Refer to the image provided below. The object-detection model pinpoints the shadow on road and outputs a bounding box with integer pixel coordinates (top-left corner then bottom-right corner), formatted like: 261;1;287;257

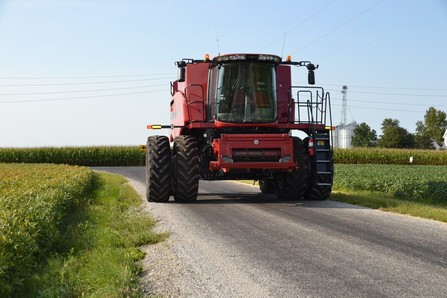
193;193;280;204
161;193;368;209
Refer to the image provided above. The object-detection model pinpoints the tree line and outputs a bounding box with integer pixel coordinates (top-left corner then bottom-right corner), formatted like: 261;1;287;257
351;107;447;149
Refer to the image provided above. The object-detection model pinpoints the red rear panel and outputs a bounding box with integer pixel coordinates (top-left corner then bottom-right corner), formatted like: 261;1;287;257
170;63;210;140
210;134;296;171
184;63;209;122
170;91;188;140
276;65;292;123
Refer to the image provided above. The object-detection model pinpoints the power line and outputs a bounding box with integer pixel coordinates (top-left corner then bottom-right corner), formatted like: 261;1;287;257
350;99;446;107
321;82;447;91
348;105;422;113
293;81;447;92
0;73;176;80
291;0;385;53
0;77;174;87
286;0;338;36
332;103;422;113
0;89;168;104
0;84;167;96
327;89;447;98
332;97;446;108
259;0;337;52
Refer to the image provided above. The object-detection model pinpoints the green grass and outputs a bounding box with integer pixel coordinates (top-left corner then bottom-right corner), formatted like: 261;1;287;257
23;171;168;297
330;191;447;223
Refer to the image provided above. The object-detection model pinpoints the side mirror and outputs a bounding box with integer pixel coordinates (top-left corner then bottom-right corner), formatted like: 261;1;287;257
178;67;185;82
308;70;315;85
307;63;316;85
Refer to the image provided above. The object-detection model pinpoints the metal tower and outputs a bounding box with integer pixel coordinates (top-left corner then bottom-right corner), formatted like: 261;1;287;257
341;85;348;126
444;129;447;148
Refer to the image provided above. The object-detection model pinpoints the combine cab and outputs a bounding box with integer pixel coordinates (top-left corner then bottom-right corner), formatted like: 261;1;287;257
145;54;333;202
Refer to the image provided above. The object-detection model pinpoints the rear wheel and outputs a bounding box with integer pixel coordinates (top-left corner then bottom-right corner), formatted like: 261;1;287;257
173;135;199;202
306;178;332;201
259;179;276;194
275;137;309;200
305;160;333;201
145;135;172;202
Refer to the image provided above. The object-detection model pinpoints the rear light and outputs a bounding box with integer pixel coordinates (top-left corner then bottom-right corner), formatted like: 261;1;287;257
279;155;291;163
221;156;233;163
308;138;315;157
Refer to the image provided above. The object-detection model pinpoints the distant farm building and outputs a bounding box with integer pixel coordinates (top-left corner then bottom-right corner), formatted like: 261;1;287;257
332;122;358;149
332;85;358;148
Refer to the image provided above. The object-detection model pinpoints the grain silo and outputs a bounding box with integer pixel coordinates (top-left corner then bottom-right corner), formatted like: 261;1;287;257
332;86;358;149
333;122;358;148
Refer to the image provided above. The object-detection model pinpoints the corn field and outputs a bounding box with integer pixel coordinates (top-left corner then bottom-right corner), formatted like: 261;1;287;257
0;146;445;166
334;148;447;165
0;163;93;296
0;146;145;166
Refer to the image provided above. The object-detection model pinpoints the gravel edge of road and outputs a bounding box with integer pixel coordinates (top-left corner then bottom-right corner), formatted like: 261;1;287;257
124;177;274;297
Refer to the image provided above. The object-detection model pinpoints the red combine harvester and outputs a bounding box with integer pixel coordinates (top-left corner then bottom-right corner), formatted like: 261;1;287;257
146;53;333;202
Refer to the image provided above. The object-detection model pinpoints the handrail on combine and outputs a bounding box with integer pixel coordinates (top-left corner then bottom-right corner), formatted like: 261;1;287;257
289;86;332;128
184;84;206;123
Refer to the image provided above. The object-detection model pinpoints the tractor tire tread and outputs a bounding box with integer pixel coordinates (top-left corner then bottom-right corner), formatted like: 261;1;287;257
276;137;309;200
146;135;172;202
173;135;199;202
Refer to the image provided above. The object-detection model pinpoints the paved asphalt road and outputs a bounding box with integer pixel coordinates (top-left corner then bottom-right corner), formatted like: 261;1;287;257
95;167;447;298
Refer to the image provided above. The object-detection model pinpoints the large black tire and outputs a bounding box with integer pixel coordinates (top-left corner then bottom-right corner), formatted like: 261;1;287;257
305;160;333;201
306;177;332;201
146;135;172;202
173;135;199;202
259;179;276;194
275;137;309;200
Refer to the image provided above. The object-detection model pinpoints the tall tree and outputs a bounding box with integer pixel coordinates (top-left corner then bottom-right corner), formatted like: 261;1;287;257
381;118;400;130
415;107;447;149
352;122;377;147
378;118;414;148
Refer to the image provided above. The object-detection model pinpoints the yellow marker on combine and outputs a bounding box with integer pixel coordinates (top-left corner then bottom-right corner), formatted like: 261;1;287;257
147;125;162;129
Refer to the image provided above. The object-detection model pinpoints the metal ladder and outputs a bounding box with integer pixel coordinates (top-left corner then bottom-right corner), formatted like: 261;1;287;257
313;132;333;186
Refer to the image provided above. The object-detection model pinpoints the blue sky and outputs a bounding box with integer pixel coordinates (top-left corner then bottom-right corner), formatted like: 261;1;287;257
0;0;446;147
